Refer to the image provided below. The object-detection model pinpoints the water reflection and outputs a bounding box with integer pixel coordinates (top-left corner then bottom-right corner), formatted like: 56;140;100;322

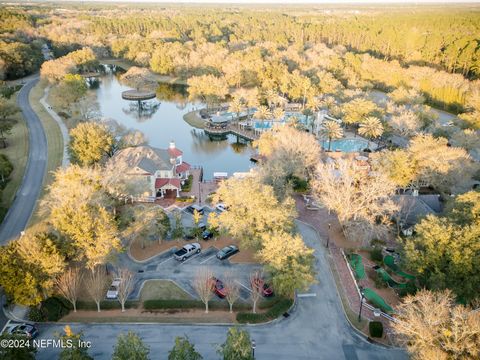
95;71;254;179
122;101;161;122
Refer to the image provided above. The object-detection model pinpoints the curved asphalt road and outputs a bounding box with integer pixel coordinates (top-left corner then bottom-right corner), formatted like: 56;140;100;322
35;223;407;360
0;77;47;245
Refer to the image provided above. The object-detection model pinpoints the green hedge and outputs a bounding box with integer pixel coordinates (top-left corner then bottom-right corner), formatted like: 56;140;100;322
181;175;194;192
236;298;293;324
29;296;71;322
76;300;138;311
369;321;384;338
143;299;250;311
176;196;195;203
370;248;383;262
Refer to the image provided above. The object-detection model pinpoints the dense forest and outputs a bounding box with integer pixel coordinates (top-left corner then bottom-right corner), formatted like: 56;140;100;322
1;3;479;116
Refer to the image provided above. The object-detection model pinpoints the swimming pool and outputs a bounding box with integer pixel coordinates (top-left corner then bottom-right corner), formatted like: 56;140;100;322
322;138;372;152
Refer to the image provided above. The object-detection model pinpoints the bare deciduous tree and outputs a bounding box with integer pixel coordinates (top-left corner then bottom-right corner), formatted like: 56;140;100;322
312;158;398;244
223;271;240;313
193;267;214;313
55;267;83;312
250;271;263;314
86;266;109;312
393;289;480;360
116;268;135;312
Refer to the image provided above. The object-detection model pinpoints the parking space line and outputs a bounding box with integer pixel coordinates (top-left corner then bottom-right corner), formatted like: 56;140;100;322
157;257;174;266
235;280;252;293
180;253;201;265
200;254;216;264
1;320;11;334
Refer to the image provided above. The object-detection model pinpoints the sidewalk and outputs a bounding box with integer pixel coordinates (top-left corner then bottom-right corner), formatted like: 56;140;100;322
39;86;70;168
294;195;393;334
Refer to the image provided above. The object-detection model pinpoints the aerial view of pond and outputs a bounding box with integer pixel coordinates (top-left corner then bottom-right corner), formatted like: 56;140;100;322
95;72;254;179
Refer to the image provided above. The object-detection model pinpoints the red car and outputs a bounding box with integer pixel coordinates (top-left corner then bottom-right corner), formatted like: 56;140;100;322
209;277;226;298
251;277;274;297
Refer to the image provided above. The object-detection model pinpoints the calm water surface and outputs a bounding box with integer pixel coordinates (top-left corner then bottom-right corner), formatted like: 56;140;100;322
95;74;254;179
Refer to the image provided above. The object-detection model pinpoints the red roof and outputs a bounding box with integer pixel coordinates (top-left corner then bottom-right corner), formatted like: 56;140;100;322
155;178;181;189
168;147;183;157
175;161;191;174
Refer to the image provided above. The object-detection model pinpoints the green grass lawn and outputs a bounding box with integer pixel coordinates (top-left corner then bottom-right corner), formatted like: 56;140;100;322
183;111;206;129
0;93;29;215
140;280;193;301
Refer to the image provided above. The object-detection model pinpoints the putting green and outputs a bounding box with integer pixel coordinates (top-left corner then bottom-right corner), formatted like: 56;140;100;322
348;254;365;280
384;255;416;281
363;287;394;314
376;268;408;289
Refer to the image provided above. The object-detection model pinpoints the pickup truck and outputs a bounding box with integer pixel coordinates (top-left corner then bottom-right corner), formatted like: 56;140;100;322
174;243;201;261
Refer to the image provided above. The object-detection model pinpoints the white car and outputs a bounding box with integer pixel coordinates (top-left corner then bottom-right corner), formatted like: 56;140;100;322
106;278;121;299
174;243;201;261
216;203;227;212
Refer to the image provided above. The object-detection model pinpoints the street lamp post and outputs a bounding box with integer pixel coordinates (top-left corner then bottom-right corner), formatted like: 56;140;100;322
358;288;365;322
326;223;331;248
251;339;256;358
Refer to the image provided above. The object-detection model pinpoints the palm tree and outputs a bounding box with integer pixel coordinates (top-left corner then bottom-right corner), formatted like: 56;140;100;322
272;108;285;121
264;89;278;110
254;105;272;132
320;120;343;151
228;98;244;122
288;115;303;130
358;116;384;150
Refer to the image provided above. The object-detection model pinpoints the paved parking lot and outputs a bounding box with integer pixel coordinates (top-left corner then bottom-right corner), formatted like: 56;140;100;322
116;206;262;301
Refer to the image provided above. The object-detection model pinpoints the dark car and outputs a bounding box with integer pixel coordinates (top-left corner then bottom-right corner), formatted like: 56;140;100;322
209;277;226;298
9;324;39;339
251;276;274;297
186;205;204;215
202;230;214;240
216;245;239;260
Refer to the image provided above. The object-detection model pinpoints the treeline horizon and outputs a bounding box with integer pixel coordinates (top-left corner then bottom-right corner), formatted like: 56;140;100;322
1;3;479;115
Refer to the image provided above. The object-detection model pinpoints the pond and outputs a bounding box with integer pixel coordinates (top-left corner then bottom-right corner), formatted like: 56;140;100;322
95;72;255;180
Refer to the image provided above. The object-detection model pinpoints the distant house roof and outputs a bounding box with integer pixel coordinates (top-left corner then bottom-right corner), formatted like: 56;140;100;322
155;178;181;189
109;145;175;174
168;147;183;157
176;162;191;174
393;194;442;226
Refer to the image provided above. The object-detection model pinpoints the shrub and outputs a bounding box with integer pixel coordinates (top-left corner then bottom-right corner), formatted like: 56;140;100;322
76;300;138;310
143;299;250;311
370;248;383;262
374;272;388;289
29;296;71;322
397;281;417;298
369;321;384;338
0;154;13;188
28;307;45;322
181;175;193;192
176;196;195;203
290;176;309;193
236;298;293;324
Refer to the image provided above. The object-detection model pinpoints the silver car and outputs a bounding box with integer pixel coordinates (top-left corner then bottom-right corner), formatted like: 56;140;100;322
174;243;201;261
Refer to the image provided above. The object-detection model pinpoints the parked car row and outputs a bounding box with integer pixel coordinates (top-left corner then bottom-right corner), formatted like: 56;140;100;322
208;275;274;299
173;243;240;262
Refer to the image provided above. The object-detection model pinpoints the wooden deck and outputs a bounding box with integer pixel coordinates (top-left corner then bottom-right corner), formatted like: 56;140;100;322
204;124;258;141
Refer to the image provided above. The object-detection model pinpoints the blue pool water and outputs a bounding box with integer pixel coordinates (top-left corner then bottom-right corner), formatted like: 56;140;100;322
253;112;310;130
322;138;371;152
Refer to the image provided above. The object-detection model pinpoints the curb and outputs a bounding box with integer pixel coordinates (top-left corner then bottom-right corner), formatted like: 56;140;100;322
295;219;400;349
